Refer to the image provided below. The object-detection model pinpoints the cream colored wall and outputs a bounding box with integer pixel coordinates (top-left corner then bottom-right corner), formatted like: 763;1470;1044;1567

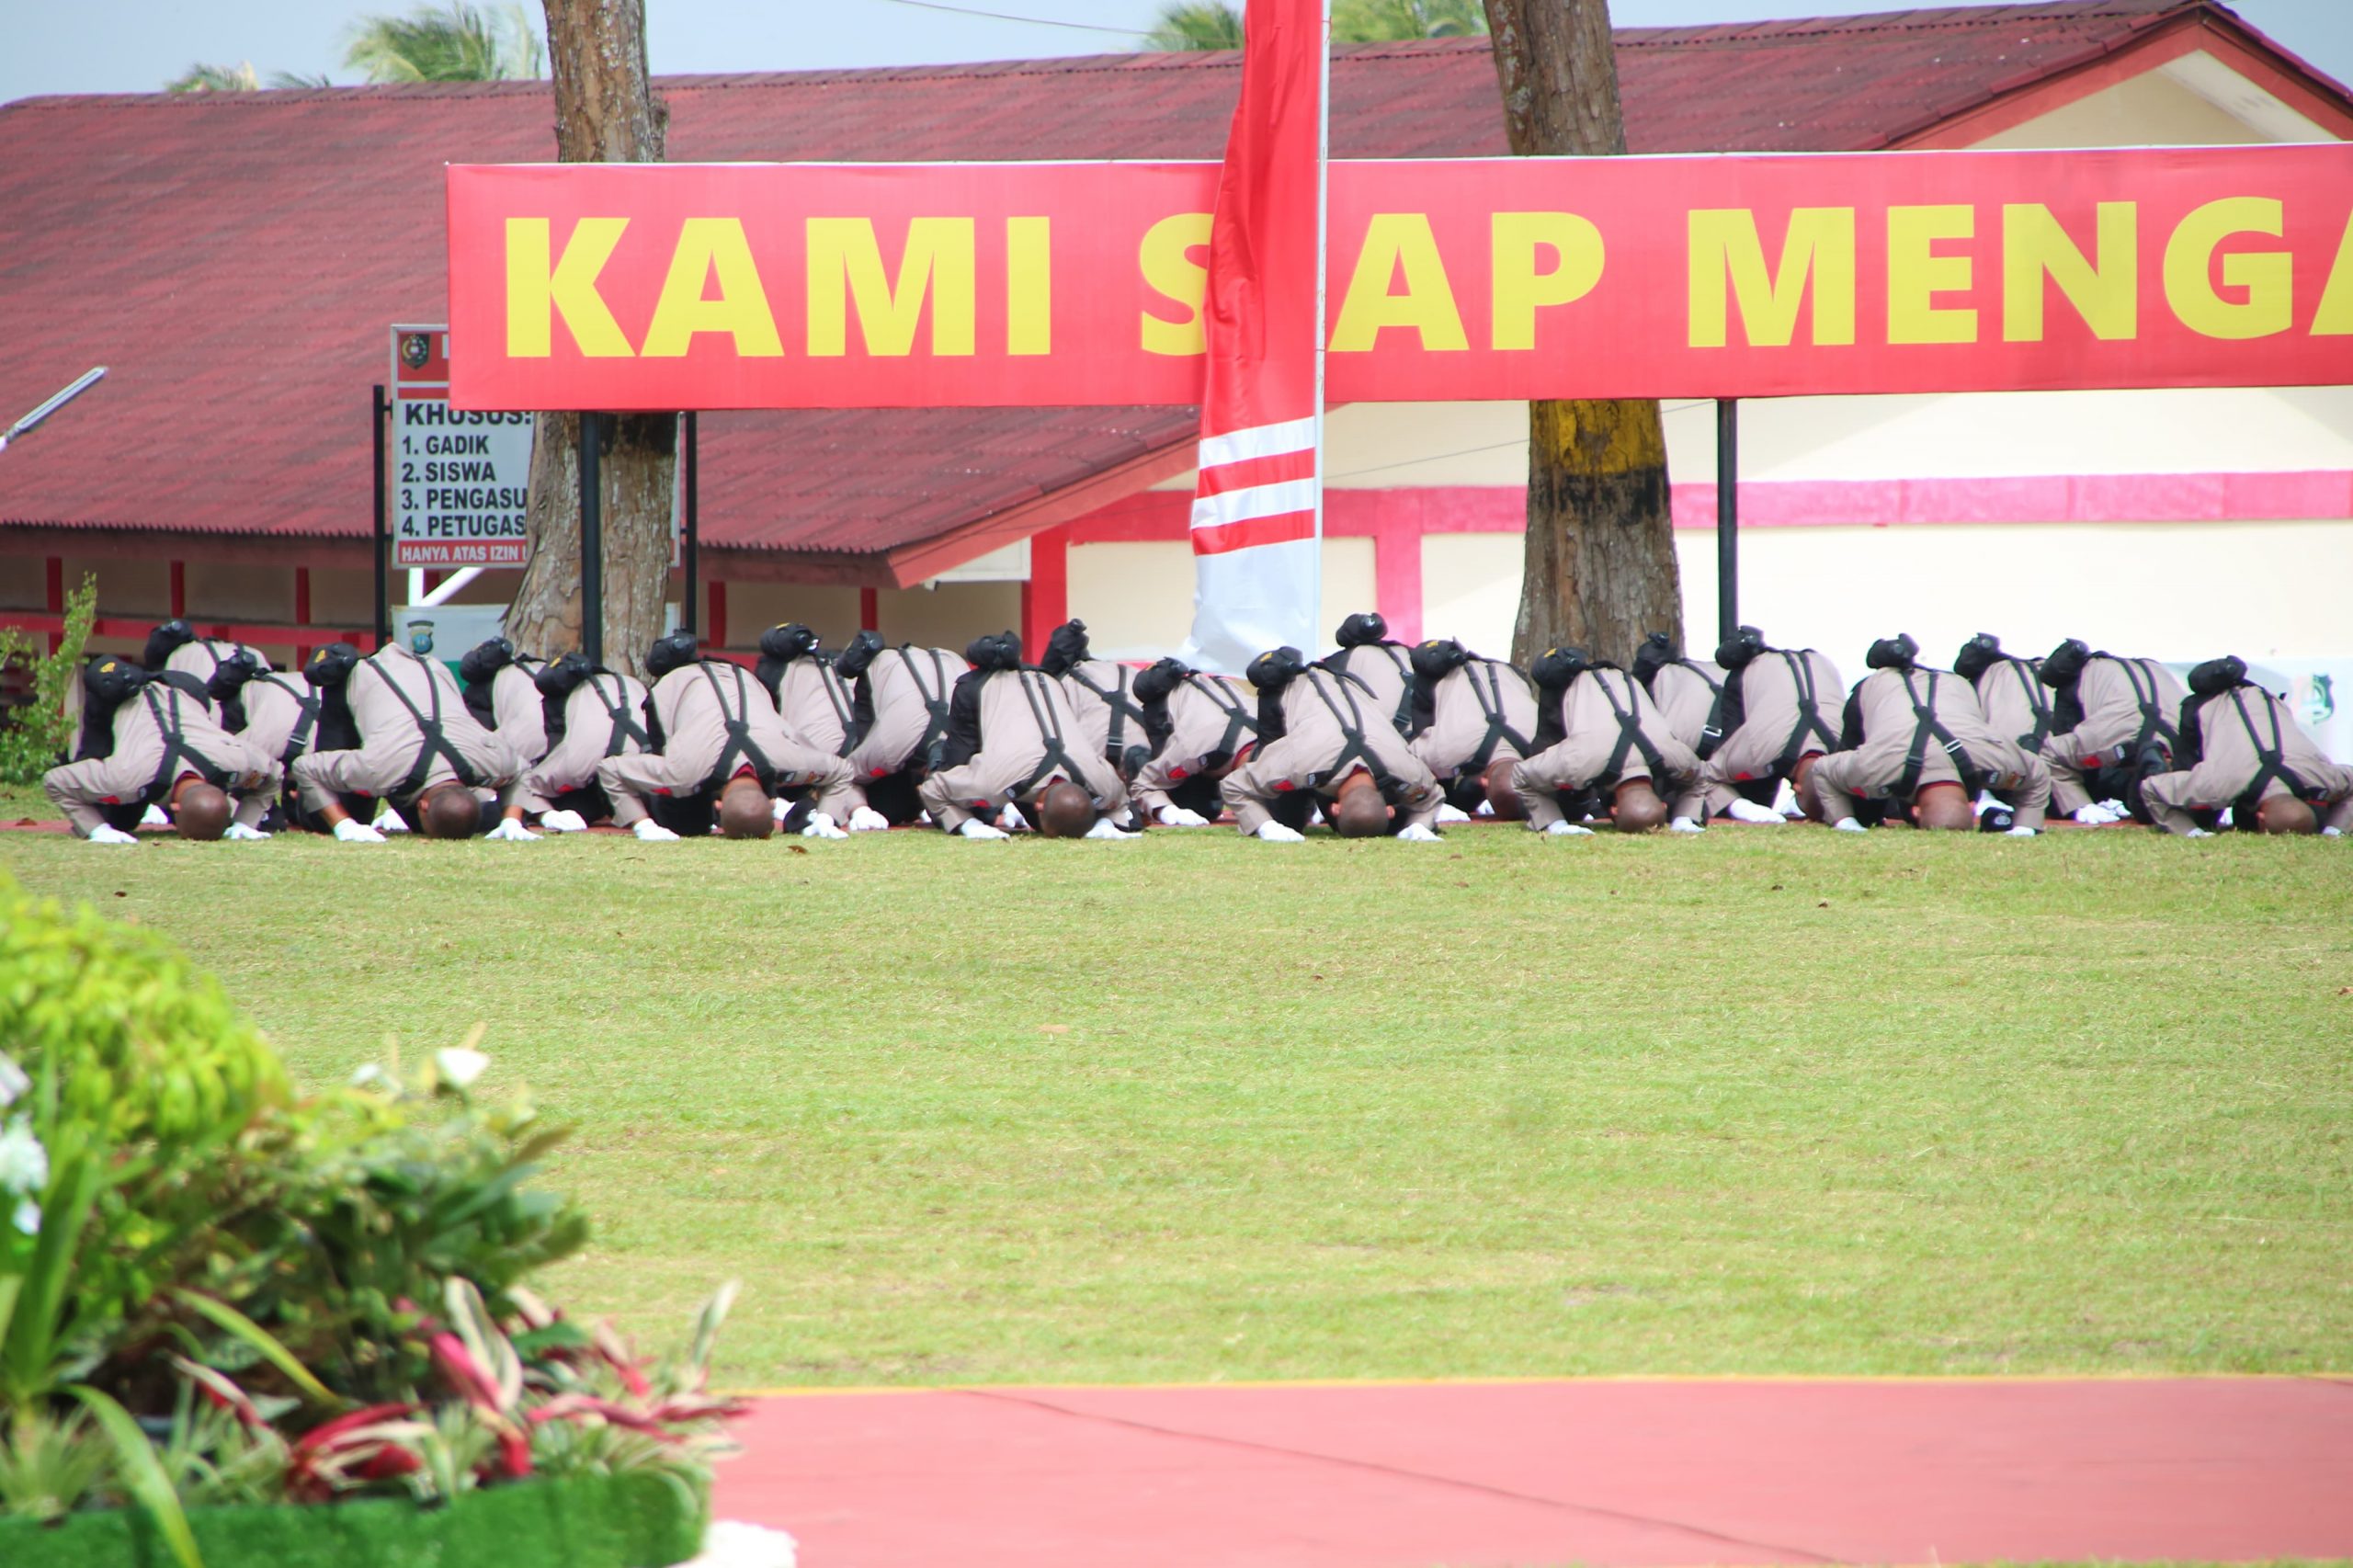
1976;61;2279;149
1067;535;1376;661
1421;533;1524;655
877;581;1023;651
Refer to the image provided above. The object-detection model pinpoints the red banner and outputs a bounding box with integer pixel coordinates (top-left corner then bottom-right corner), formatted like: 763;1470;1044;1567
446;143;2353;411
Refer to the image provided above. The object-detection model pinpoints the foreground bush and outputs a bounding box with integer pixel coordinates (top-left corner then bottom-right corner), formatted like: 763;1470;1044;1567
0;876;742;1566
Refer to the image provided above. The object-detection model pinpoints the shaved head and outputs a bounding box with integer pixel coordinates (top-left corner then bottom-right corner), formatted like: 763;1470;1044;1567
1914;781;1974;832
1330;770;1390;838
718;776;776;839
420;784;483;839
171;780;232;840
2256;794;2318;835
1611;778;1668;834
1792;754;1827;824
1484;758;1528;821
1036;779;1097;837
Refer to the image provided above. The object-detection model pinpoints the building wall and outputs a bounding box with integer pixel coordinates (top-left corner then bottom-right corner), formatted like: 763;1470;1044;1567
1068;536;1377;661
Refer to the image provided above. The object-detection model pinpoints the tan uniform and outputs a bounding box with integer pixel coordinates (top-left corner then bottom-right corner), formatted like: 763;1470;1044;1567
1220;666;1441;835
1321;642;1415;736
597;659;859;826
1700;648;1845;812
775;656;858;756
1806;666;2051;829
1058;657;1148;774
234;672;322;766
1969;654;2059;757
2140;685;2353;835
1646;660;1728;756
44;683;278;835
517;671;650;815
845;647;964;780
917;667;1130;831
1409;658;1539;785
165;638;268;683
291;643;522;815
2042;655;2188;815
1133;673;1258;816
1514;667;1703;826
485;662;550;764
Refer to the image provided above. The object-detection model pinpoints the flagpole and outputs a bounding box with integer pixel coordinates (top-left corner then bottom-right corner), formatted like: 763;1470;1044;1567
1310;0;1331;653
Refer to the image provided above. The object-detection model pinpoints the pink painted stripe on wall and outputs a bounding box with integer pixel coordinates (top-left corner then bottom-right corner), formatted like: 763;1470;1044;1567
1067;472;2353;543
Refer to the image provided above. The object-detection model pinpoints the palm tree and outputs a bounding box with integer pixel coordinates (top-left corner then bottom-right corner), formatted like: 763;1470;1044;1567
1147;0;1485;51
343;1;544;84
1146;3;1244;51
165;62;335;93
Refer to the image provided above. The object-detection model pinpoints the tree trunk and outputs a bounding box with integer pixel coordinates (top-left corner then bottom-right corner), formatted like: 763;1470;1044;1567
506;0;674;677
1481;0;1681;668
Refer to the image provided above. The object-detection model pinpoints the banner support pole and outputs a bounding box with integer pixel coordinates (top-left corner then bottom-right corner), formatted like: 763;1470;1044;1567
1716;397;1738;646
580;413;604;667
371;383;390;651
1310;0;1331;653
682;411;699;637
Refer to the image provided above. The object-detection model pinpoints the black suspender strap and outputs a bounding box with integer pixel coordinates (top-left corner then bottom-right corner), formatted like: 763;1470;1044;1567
904;651;955;768
1306;669;1383;787
700;662;778;790
2116;658;2179;756
366;658;483;798
2002;657;2054;752
1066;665;1146;764
2229;688;2316;808
258;674;321;767
1191;676;1259;762
141;687;233;800
1891;670;1986;801
1374;644;1415;733
1592;672;1670;784
816;664;857;754
1682;661;1732;762
1007;669;1093;798
1773;652;1839;775
594;674;650;757
1463;660;1533;771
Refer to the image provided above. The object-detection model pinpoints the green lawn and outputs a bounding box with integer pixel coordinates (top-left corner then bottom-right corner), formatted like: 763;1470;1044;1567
4;800;2348;1390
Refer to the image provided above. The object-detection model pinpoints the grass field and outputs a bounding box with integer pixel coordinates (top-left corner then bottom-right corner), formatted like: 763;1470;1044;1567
4;794;2348;1390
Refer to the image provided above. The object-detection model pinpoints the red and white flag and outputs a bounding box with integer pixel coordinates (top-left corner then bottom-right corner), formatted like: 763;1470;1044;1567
1177;0;1330;674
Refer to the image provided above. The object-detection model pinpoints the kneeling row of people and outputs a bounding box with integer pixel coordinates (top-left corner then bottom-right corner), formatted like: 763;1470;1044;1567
42;613;2349;843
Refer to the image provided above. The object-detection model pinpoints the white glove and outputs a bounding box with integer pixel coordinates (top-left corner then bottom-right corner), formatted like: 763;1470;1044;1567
1254;821;1304;843
485;818;540;842
1435;803;1471;824
958;819;1008;840
770;795;792;824
141;803;171;827
1724;798;1782;824
87;824;139;846
847;805;892;833
1543;822;1595;837
334;818;387;844
2184;826;2213;839
540;809;588;834
2097;798;2129;816
2072;802;2120;825
2321;825;2341;837
1833;817;1867;834
2006;825;2039;837
1084;818;1139;840
1395;822;1441;843
915;810;934;825
1474;799;1495;817
997;802;1029;832
1155;804;1210;828
223;822;270;841
1668;817;1703;834
631;819;681;842
373;806;408;833
801;812;848;840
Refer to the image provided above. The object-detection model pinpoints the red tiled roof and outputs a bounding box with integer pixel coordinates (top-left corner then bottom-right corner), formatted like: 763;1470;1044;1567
0;1;2337;579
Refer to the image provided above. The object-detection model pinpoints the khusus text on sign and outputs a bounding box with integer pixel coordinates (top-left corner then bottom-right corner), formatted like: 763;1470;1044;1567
390;325;537;567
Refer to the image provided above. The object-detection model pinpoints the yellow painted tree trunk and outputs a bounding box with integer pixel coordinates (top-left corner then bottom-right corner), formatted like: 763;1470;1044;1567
505;0;675;677
1481;0;1682;667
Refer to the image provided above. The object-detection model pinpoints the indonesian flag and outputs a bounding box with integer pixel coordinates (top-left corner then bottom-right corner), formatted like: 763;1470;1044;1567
1176;0;1331;674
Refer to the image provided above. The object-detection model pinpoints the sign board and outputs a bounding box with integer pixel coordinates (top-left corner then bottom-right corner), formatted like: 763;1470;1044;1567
445;144;2353;413
390;324;536;566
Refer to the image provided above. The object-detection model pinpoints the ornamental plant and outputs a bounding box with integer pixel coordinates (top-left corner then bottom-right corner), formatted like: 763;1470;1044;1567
0;879;744;1565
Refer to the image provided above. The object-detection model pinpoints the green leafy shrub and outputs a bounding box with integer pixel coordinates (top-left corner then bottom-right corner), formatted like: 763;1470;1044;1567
0;576;97;785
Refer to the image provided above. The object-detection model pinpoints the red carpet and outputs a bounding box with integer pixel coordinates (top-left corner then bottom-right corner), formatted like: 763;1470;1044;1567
712;1378;2353;1566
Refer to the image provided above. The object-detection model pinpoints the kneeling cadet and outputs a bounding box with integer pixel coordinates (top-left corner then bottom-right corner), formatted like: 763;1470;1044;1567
1222;646;1443;842
44;656;280;844
290;629;529;842
2138;656;2351;836
1801;635;2049;834
1512;646;1704;835
918;631;1137;840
